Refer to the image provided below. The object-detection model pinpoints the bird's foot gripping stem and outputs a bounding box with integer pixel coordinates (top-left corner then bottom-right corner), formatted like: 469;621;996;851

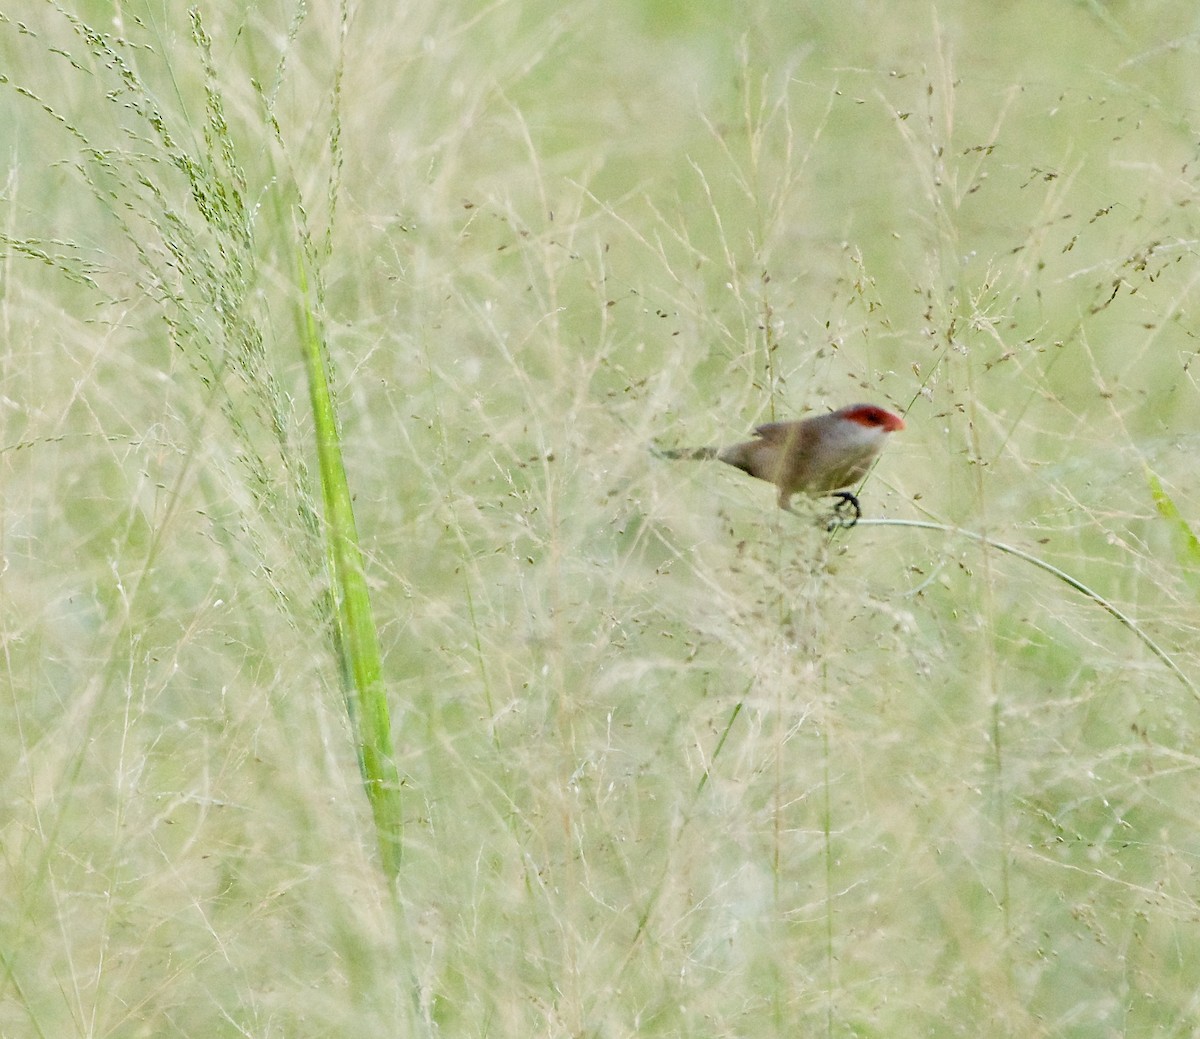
825;491;862;531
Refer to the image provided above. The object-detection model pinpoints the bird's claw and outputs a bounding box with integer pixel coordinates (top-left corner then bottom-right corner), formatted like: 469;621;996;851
824;491;862;531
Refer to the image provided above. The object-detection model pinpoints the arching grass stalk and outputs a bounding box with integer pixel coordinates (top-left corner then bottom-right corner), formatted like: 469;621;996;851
857;517;1200;704
298;254;403;881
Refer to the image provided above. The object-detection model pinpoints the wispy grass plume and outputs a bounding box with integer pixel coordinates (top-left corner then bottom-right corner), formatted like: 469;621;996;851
1;3;401;874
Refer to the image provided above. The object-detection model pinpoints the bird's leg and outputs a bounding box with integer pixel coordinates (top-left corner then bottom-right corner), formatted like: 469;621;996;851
825;491;862;530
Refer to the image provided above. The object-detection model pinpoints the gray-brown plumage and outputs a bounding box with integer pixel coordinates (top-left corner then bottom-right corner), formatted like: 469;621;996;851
656;403;905;520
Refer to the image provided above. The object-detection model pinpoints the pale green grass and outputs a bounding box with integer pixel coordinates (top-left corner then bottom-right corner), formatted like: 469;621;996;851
3;1;1200;1036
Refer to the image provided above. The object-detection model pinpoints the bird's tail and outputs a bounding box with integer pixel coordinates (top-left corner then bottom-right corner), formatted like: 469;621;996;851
649;443;719;461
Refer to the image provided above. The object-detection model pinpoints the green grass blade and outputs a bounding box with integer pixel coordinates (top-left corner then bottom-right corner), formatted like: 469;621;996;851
297;254;403;881
1146;466;1200;592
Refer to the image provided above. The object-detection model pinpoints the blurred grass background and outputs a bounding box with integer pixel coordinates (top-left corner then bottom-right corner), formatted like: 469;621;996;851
3;0;1200;1036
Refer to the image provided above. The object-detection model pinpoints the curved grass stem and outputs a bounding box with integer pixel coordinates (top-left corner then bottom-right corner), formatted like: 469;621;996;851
857;517;1200;704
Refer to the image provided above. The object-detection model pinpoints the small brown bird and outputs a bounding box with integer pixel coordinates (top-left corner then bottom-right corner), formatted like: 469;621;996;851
656;402;905;525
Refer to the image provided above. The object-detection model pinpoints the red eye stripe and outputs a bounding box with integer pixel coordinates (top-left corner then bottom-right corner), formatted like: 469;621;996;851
843;405;906;432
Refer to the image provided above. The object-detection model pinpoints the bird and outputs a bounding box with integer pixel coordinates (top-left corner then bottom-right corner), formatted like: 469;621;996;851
655;402;905;526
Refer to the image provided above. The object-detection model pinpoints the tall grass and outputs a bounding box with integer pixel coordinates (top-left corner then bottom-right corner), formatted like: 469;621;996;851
3;1;1200;1036
0;1;404;880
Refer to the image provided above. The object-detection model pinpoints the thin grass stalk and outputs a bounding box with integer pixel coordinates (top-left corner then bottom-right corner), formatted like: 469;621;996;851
856;517;1200;703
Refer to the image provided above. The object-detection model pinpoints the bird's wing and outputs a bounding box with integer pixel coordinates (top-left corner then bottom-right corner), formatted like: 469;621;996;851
752;420;805;443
